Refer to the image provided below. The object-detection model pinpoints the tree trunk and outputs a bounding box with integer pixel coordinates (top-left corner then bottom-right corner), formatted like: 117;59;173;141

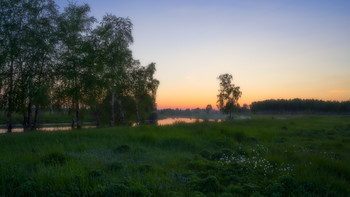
7;60;14;133
27;69;33;129
229;111;233;120
96;113;100;128
7;111;12;133
71;115;75;129
118;99;126;125
32;106;39;130
110;92;115;126
76;102;81;129
23;113;28;128
135;97;140;125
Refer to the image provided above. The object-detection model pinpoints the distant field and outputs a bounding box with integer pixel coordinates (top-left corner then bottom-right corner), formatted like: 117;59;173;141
0;115;349;196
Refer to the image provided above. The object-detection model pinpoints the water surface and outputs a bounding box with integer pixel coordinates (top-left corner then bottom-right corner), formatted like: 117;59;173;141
0;125;96;134
157;118;221;125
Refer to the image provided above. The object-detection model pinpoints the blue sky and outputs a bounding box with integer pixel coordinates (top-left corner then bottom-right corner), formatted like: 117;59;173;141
56;0;350;108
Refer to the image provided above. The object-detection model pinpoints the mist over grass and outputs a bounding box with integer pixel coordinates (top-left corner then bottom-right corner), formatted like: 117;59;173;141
0;115;349;196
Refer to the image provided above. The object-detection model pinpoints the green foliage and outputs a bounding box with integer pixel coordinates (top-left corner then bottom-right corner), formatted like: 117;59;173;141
251;98;350;113
114;145;131;153
199;150;211;160
0;1;159;131
42;152;69;166
108;161;123;171
206;104;213;114
217;74;242;119
196;176;220;194
0;115;349;196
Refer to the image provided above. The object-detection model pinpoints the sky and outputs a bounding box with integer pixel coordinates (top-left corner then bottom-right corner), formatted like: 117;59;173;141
56;0;350;109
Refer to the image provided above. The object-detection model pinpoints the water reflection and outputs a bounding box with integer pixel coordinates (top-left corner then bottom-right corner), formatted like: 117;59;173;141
157;118;221;126
0;118;226;133
0;125;96;134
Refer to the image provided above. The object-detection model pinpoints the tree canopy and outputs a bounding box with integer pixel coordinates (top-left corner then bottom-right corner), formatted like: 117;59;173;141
0;1;159;132
217;74;242;119
251;99;350;114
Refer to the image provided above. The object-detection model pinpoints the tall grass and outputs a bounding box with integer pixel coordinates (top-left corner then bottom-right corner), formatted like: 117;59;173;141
0;115;349;196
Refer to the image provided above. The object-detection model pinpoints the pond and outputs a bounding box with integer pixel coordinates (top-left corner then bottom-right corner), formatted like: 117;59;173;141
156;115;252;125
0;117;230;133
157;117;221;125
0;125;96;134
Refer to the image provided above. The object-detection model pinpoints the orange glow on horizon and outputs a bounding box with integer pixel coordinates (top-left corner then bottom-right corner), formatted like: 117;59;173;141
156;95;350;110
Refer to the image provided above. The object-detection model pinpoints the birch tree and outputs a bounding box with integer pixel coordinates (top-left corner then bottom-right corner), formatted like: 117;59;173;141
94;14;133;126
217;74;242;120
129;62;159;124
56;3;95;129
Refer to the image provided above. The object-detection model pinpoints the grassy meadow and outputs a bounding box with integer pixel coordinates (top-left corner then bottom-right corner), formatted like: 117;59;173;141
0;115;349;196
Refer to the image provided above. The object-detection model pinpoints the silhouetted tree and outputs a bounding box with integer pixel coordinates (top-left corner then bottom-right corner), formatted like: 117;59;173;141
250;99;350;113
217;74;242;119
206;104;212;114
1;1;160;131
56;3;96;129
129;61;159;124
0;0;22;132
23;0;58;130
94;14;133;126
240;104;250;113
0;0;58;131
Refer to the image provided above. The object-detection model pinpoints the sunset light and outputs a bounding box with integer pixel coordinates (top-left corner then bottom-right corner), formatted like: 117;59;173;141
55;0;350;109
1;1;350;195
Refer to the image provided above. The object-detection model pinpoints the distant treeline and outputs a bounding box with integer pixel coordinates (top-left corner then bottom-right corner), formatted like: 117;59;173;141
0;0;159;132
159;108;218;115
250;99;350;113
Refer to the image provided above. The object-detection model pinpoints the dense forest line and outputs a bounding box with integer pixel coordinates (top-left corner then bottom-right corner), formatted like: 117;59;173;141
251;99;350;113
0;0;159;132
